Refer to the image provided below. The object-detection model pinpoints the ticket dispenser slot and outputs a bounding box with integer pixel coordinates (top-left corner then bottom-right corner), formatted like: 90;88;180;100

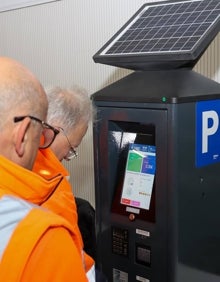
136;244;151;267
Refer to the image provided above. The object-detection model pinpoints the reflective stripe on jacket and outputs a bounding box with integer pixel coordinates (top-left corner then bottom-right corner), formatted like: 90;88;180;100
0;195;35;259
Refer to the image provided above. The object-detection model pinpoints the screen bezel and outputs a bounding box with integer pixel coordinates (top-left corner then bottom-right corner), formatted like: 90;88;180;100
111;126;156;223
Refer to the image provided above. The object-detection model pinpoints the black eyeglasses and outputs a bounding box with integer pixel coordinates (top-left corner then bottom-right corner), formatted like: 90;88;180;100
58;127;78;161
14;115;60;149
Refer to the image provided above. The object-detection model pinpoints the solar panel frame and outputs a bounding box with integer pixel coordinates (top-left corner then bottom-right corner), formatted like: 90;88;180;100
93;0;220;70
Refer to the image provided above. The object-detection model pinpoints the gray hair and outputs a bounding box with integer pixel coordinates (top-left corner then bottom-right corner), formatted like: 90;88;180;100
46;86;95;133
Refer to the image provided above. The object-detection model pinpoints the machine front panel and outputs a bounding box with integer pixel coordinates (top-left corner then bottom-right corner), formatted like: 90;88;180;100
94;106;168;282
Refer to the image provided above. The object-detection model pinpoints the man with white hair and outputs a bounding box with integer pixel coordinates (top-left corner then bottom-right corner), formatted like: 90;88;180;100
33;86;99;281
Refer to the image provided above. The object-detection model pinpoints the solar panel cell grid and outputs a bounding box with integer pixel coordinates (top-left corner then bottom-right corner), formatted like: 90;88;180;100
103;0;220;56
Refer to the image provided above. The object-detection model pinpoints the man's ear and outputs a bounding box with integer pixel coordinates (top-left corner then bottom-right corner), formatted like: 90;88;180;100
14;118;31;157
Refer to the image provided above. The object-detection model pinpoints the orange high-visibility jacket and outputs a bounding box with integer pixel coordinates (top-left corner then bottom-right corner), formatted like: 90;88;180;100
33;148;95;277
0;156;88;282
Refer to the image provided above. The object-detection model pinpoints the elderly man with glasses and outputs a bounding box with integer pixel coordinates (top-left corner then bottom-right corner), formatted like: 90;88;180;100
33;86;100;281
0;58;89;282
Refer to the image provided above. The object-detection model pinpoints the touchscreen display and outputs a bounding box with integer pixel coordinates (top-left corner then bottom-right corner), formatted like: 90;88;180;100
120;143;156;210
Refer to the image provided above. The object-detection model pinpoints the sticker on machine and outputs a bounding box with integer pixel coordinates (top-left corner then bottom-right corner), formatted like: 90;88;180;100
136;275;150;282
120;143;156;210
113;268;128;282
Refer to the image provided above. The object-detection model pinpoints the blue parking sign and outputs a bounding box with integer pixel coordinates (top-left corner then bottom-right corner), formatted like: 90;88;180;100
196;99;220;167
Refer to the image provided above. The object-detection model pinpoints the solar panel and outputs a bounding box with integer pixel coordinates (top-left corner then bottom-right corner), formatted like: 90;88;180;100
93;0;220;70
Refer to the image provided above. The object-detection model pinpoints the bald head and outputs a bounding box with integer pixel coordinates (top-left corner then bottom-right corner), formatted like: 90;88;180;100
0;57;48;169
0;57;48;128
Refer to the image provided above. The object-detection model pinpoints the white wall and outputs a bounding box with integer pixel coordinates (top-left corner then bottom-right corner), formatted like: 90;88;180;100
0;0;219;207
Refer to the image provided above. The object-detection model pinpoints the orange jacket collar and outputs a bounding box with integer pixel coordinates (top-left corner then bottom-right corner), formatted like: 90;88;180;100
0;155;63;205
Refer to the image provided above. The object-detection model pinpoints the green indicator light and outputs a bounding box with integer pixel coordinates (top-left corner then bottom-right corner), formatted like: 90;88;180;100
162;97;166;102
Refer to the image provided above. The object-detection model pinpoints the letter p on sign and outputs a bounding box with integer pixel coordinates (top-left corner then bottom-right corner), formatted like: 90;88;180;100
202;111;219;153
